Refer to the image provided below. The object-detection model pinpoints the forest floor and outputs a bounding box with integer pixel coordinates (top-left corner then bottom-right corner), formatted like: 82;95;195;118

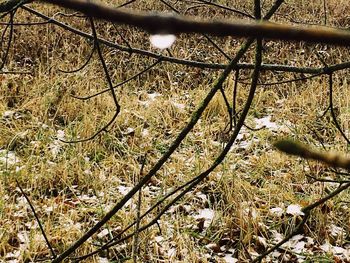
0;0;349;262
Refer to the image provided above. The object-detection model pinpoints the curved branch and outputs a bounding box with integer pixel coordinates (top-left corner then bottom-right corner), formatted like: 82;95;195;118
62;16;121;143
253;181;350;262
0;10;14;70
328;73;350;144
16;180;56;259
57;42;95;73
71;58;162;100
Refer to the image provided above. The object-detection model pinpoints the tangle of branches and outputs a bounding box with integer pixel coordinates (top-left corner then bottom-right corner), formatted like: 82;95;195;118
0;0;350;262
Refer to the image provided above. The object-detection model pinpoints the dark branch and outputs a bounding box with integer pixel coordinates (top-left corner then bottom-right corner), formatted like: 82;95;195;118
42;0;350;46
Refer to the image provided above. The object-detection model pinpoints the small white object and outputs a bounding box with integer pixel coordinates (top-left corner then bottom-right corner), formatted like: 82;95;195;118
97;257;110;263
3;110;14;118
150;34;176;49
167;247;176;258
269;207;284;217
141;129;149;137
147;92;161;100
320;242;331;252
49;141;61;157
0;150;20;166
286;204;304;216
254;116;279;131
171;101;186;110
117;185;132;195
97;229;109;239
83;169;92;175
329;224;346;239
194;208;214;228
223;254;239;263
154;236;164;243
56;130;65;140
292;240;306;253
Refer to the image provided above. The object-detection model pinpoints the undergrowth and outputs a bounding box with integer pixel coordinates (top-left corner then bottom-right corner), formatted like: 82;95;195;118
0;0;349;262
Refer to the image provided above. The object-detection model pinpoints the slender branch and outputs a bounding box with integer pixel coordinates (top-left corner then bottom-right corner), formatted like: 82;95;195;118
304;172;349;184
117;0;135;9
328;73;350;144
303;182;350;211
42;0;350;46
19;6;350;74
0;9;14;70
274;139;350;170
323;0;327;25
62;16;121;143
52;26;256;263
239;72;323;86
232;69;239;127
72;58;162;100
197;0;255;19
16;180;56;259
132;156;146;263
58;41;95;73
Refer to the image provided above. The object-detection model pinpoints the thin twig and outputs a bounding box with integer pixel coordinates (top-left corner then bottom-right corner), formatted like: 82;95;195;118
253;181;350;262
0;9;14;70
197;0;255;19
328;73;350;144
71;58;161;100
16;180;56;259
132;155;146;263
62;16;121;143
232;69;239;127
58;41;95;73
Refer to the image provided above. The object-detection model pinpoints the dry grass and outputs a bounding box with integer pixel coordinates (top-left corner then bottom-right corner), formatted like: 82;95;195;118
0;0;349;262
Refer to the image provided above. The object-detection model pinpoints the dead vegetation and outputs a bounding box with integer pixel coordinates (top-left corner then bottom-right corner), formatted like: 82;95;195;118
0;0;349;262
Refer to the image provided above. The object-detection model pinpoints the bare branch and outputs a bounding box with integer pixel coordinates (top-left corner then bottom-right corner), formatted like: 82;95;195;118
274;139;350;169
16;180;56;259
327;73;350;144
42;0;350;46
18;6;350;75
71;58;161;100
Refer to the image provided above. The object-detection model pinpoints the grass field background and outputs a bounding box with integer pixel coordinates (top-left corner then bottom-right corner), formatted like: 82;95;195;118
0;0;349;262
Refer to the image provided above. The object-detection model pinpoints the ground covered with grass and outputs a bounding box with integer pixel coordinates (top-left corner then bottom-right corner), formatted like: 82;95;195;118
0;0;350;262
